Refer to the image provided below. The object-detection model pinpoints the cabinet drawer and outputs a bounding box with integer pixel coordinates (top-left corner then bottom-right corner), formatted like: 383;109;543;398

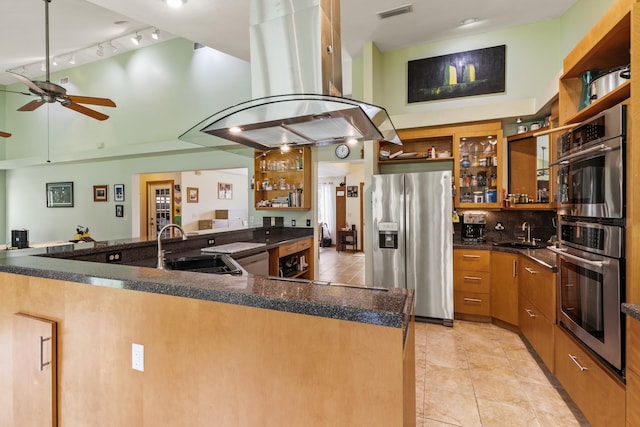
297;238;312;251
454;270;491;293
519;297;554;371
278;241;300;258
454;249;490;272
554;326;625;427
454;291;490;316
519;258;556;321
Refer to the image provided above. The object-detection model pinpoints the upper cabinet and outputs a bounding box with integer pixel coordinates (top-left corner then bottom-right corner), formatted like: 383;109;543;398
454;128;503;208
254;147;311;210
559;0;632;124
389;121;504;209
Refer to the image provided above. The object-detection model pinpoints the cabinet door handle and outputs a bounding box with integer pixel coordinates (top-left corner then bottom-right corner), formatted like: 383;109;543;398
524;267;538;275
463;276;482;281
463;255;481;259
568;354;589;372
39;336;51;371
463;297;482;303
512;259;517;278
524;308;536;318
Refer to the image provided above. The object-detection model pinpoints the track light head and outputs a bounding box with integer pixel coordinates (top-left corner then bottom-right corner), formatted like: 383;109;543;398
152;28;160;40
131;33;142;45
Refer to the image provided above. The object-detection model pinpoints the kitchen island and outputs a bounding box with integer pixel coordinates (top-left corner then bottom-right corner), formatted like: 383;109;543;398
0;228;415;427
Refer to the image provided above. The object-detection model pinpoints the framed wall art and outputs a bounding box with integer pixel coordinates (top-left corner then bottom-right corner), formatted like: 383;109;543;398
46;182;74;208
93;185;108;202
218;182;232;199
114;184;125;202
408;45;506;103
187;187;199;203
347;186;358;197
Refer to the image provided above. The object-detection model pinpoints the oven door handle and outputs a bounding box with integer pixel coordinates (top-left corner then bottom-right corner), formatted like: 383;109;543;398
547;246;605;267
549;143;616;166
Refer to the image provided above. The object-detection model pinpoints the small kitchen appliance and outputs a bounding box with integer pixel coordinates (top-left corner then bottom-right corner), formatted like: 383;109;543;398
461;213;486;243
11;229;29;249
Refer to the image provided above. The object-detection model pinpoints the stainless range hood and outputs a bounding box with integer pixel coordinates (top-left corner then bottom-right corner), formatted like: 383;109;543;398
180;0;402;151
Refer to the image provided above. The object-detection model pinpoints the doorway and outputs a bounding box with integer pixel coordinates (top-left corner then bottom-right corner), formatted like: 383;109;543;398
147;181;174;238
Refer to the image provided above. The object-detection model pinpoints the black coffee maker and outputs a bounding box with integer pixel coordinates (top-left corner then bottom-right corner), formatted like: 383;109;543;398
461;213;486;243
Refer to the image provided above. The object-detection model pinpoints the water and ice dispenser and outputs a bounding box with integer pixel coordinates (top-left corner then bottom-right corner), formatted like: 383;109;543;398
377;222;399;249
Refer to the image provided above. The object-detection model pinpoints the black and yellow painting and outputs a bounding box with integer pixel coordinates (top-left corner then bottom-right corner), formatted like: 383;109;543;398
408;45;506;103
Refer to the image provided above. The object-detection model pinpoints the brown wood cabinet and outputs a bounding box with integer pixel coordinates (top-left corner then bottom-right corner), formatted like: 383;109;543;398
555;326;625;427
627;318;640;426
490;251;519;326
254;147;311;210
13;313;57;427
453;249;491;319
518;256;555;372
268;237;314;279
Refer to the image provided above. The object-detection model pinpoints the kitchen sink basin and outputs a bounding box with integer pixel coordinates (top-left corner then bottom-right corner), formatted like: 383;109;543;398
165;254;242;275
492;241;547;250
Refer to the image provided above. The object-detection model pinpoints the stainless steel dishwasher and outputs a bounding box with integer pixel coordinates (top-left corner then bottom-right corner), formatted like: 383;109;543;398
201;242;269;276
234;251;269;276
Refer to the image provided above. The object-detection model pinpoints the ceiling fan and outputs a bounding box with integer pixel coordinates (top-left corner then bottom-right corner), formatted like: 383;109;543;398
4;0;116;121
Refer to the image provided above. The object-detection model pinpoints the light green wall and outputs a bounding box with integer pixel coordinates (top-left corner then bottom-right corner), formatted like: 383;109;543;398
352;0;617;129
2;38;253;243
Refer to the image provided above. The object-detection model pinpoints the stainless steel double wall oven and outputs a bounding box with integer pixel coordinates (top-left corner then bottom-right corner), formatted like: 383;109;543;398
550;103;626;374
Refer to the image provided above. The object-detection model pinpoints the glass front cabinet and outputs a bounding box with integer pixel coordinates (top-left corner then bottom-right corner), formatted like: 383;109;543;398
454;129;503;208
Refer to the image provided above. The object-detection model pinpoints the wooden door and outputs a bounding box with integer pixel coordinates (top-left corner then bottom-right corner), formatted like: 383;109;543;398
13;313;57;427
147;181;174;238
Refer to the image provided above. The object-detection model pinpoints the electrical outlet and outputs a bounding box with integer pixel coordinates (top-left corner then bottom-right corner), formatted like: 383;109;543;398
207;239;215;246
132;343;144;371
306;219;311;227
105;251;122;263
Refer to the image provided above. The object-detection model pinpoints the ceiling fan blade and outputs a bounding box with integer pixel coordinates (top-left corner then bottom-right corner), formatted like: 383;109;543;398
18;99;45;111
0;131;11;138
0;88;34;97
6;71;45;95
63;102;110;121
66;95;116;108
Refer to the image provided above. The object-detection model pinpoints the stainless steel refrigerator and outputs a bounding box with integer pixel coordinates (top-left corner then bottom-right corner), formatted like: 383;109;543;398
372;171;453;325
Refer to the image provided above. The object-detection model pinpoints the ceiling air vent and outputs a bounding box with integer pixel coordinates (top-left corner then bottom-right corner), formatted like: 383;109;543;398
377;4;413;19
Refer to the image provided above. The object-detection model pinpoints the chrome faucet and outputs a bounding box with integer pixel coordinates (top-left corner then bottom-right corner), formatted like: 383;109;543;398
521;222;531;244
157;223;188;269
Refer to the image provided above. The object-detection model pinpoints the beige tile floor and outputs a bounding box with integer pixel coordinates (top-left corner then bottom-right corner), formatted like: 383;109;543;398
317;247;590;426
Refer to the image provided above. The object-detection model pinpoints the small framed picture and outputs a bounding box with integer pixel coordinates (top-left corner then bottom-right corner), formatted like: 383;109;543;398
187;187;199;203
114;184;125;202
93;185;108;202
218;182;233;199
115;204;124;217
46;182;74;208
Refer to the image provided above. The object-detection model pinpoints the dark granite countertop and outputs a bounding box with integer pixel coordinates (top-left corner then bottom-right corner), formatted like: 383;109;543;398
0;228;413;333
453;241;558;272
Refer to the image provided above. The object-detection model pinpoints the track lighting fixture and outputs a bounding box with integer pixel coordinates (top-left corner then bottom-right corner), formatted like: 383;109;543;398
516;117;522;124
109;41;118;53
40;61;46;71
52;57;58;66
131;32;142;45
96;44;104;57
152;28;160;40
68;55;75;65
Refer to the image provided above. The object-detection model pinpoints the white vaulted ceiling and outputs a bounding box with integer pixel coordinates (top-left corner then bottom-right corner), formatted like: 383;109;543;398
0;0;577;86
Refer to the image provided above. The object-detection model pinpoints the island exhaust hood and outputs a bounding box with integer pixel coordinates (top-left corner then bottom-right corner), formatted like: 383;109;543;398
180;0;402;151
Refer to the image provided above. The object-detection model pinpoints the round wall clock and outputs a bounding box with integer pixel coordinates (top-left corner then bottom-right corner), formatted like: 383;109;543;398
335;143;350;159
